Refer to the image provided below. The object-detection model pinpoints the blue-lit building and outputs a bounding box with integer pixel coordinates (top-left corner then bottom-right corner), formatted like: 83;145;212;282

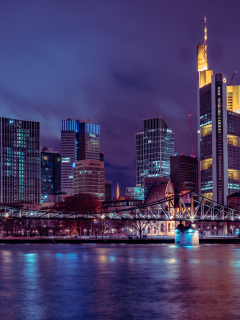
0;117;41;204
77;121;100;161
41;148;61;203
136;117;174;188
61;118;100;195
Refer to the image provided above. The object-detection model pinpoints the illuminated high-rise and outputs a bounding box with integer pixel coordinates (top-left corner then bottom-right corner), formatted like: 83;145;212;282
73;159;105;201
136;117;174;188
197;17;240;204
61;118;101;195
77;120;100;161
61;119;79;195
0;117;40;204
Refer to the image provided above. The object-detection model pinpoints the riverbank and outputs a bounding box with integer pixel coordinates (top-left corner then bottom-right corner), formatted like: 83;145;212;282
0;237;240;244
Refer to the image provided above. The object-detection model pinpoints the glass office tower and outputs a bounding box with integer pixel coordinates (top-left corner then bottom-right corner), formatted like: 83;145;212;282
136;117;174;188
0;117;40;204
197;17;240;205
61;118;100;195
78;121;100;161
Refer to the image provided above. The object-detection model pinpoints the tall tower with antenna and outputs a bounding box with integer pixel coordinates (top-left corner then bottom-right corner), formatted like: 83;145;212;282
197;15;228;204
197;16;240;205
197;15;208;72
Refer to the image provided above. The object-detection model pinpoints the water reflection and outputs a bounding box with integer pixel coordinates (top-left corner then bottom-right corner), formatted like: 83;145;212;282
23;253;45;320
0;244;239;319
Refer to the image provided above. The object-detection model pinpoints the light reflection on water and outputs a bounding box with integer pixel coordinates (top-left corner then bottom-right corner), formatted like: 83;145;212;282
0;244;240;319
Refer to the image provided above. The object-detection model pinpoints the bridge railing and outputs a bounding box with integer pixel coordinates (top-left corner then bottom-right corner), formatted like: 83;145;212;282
0;192;240;221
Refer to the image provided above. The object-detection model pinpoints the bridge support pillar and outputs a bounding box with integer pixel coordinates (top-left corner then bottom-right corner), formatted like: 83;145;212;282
175;224;199;246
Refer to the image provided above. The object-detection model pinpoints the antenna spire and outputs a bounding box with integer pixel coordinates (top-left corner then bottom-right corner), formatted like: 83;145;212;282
204;15;207;45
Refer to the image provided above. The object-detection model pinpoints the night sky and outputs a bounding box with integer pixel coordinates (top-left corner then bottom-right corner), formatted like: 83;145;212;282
1;1;240;196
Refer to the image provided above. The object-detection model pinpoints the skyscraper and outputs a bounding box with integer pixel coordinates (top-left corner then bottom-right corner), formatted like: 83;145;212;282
61;119;79;195
0;117;40;204
136;117;174;188
41;147;61;203
77;120;100;161
197;17;240;204
170;155;198;193
61;118;100;195
73;159;105;201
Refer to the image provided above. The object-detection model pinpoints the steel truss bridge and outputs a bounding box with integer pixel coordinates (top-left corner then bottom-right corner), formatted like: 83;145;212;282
0;192;240;223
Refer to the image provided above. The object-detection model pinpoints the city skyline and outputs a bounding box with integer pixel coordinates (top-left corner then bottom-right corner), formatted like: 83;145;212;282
1;4;240;319
1;1;240;195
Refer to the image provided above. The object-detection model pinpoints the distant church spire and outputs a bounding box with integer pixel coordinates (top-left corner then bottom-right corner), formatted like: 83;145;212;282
116;183;120;200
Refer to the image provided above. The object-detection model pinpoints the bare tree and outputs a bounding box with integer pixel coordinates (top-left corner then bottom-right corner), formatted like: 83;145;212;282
96;217;109;238
128;219;150;238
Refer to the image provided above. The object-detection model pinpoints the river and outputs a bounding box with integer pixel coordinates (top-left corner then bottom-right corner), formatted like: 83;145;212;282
0;243;239;320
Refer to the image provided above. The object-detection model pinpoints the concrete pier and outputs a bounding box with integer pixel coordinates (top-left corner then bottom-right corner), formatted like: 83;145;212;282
175;224;199;246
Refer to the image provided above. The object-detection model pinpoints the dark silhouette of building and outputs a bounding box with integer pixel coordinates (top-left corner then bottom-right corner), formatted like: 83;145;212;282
41;148;61;203
105;180;112;201
100;152;104;161
170;155;198;193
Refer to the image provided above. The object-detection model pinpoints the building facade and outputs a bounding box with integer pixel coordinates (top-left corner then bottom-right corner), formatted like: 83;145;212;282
73;160;105;201
61;119;79;195
197;18;240;204
61;118;100;195
144;177;169;199
105;180;112;201
136;117;174;188
41;148;61;203
77;121;100;161
0;117;40;204
227;192;240;210
125;187;144;200
170;155;198;193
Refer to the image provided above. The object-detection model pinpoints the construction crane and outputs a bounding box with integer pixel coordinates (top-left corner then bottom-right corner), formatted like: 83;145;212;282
229;71;237;86
189;115;195;157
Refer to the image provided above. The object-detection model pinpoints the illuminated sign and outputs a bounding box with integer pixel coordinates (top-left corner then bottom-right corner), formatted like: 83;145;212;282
223;78;226;83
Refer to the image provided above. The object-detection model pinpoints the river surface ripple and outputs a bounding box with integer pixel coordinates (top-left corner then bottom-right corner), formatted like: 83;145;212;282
0;243;239;320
